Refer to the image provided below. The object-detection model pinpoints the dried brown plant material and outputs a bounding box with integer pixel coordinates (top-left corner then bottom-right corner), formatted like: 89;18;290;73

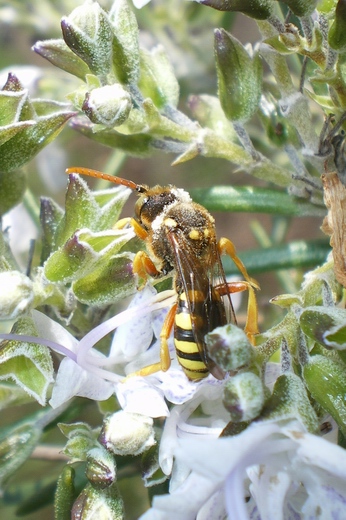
321;171;346;287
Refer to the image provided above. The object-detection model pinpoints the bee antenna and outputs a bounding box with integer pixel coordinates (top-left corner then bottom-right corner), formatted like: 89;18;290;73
66;167;146;192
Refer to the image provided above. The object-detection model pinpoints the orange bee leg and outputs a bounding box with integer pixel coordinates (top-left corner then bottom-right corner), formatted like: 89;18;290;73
159;302;177;372
217;238;260;343
133;251;161;285
130;217;148;241
216;280;259;344
113;217;132;230
218;237;259;288
126;303;177;378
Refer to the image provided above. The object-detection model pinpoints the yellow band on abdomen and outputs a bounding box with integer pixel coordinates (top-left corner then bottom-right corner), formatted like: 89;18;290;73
175;312;192;330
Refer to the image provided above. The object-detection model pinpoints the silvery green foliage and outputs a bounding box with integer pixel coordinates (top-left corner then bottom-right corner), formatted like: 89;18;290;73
1;1;346;518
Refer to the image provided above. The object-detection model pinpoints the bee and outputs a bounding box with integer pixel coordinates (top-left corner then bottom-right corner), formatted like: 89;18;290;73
66;167;259;380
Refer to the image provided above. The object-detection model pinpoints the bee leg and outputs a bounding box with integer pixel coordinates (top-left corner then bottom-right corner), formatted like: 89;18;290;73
218;237;258;286
125;303;176;378
133;251;161;286
159;302;177;371
113;217;132;230
228;281;259;341
130;217;149;240
217;237;260;343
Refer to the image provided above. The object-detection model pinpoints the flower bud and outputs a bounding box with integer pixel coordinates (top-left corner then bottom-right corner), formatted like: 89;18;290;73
328;0;346;52
82;85;132;127
205;324;254;371
33;39;90;80
0;271;34;319
61;0;113;77
86;447;117;489
223;371;264;422
99;411;155;456
214;29;262;122
55;466;76;519
303;355;346;437
197;0;274;19
71;483;124;520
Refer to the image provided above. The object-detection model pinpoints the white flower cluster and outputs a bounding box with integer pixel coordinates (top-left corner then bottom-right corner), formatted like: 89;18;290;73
2;284;346;519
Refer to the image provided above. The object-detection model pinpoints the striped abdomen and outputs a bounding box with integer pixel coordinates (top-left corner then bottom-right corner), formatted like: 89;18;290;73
174;292;209;380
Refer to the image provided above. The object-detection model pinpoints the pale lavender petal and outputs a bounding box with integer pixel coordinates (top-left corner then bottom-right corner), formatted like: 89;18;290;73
139;472;220;520
49;357;114;408
116;377;169;418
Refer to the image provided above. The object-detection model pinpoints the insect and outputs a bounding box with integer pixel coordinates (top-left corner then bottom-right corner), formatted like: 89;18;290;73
66;167;259;380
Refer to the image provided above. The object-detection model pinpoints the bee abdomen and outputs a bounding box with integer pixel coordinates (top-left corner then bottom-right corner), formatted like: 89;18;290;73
174;293;209;380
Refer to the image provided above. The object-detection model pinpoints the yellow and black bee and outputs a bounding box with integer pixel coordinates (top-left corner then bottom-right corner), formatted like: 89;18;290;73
66;167;259;380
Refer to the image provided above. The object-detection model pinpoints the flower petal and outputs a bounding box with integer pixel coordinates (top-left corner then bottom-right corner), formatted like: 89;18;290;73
32;309;78;355
139;472;220;520
116;377;169;418
49;357;114;408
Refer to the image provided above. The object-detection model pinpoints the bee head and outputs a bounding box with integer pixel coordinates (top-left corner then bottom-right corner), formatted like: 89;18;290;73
135;186;178;229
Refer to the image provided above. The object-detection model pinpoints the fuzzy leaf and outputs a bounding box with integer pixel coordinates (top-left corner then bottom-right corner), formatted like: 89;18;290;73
300;306;346;350
0;317;54;405
0;110;75;172
109;0;140;85
44;228;134;283
72;253;135;305
0;417;43;488
33;38;91;80
138;46;179;108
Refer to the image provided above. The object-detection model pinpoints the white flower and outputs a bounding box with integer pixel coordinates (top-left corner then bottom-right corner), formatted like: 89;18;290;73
140;418;346;520
0;286;176;414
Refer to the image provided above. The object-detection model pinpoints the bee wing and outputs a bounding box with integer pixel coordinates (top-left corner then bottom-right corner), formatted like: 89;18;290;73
167;228;234;379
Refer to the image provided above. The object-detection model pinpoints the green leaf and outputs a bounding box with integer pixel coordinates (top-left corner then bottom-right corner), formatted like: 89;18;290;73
261;373;318;432
199;0;274;19
0;169;26;216
40;197;64;261
142;444;168;487
0;317;54;405
0;110;75;172
44;228;134;283
138;46;179;108
328;0;346;51
109;0;140;85
0;121;35;147
61;0;113;77
72;253;135;305
0;271;34;319
190;186;325;217
215;29;262;122
300;306;346;350
59;422;99;462
0;90;29;126
303;355;346;437
0;381;33;410
0;418;43;488
33;38;91;80
71;116;153;156
281;0;318;17
222;239;331;275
